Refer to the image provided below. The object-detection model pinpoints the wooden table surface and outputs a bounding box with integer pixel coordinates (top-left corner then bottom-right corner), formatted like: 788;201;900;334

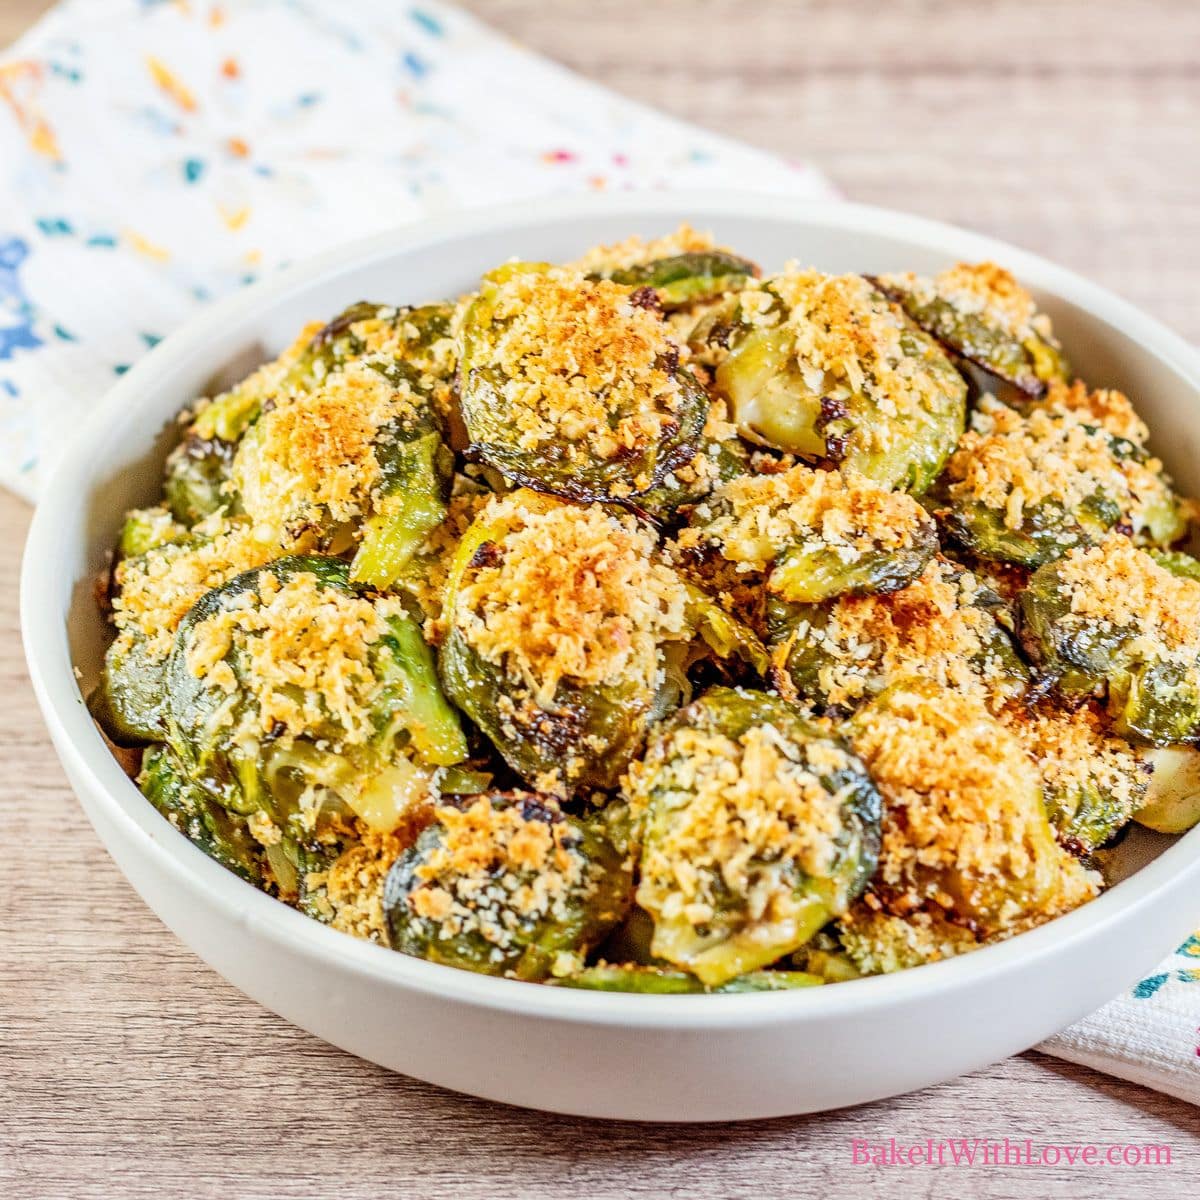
3;1;1200;1196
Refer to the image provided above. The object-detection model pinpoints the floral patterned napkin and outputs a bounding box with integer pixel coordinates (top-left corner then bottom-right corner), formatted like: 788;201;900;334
2;0;1196;1106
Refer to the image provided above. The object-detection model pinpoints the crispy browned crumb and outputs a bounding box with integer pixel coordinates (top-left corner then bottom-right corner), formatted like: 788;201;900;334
850;682;1100;937
783;558;1024;710
571;223;720;274
405;797;593;954
233;360;423;538
452;492;688;703
625;720;850;931
878;261;1056;345
942;395;1172;535
184;569;406;746
112;513;275;661
678;464;930;576
1054;534;1200;666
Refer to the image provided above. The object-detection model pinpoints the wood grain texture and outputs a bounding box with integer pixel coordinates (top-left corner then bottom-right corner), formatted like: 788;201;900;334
3;0;1200;1196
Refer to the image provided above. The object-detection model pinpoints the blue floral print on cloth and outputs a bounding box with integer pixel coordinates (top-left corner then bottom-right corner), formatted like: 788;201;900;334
0;0;834;497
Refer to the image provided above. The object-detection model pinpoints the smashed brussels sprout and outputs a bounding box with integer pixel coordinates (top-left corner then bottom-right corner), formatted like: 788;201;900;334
707;270;967;492
166;555;466;856
439;490;763;794
676;463;937;605
1018;535;1200;744
458;263;708;502
624;687;881;986
1002;702;1148;853
844;680;1100;967
930;394;1185;567
383;792;632;979
872;262;1069;396
769;557;1028;714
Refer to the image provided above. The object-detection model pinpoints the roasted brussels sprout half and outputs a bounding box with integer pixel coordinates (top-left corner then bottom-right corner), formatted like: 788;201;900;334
769;557;1028;714
439;491;764;793
383;792;632;980
676;464;937;605
1002;701;1147;853
550;965;822;993
847;680;1100;956
231;356;454;585
930;395;1186;567
624;687;881;986
1018;535;1200;744
166;555;467;850
706;270;967;493
457;263;709;502
1135;747;1200;833
872;262;1069;396
92;513;274;746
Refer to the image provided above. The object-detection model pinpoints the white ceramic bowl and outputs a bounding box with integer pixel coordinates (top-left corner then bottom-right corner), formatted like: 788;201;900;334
22;193;1200;1122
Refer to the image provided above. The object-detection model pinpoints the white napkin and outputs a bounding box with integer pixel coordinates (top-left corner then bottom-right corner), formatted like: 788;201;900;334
3;0;1197;1106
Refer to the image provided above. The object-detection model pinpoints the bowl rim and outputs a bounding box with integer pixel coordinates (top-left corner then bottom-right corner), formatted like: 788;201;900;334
21;189;1200;1031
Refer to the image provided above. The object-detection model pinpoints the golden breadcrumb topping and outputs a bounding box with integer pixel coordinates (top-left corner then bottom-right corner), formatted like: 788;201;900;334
453;493;689;703
1041;379;1149;446
785;559;1024;710
571;223;720;274
839;905;981;974
626;720;851;931
851;683;1100;934
879;261;1054;344
469;266;684;489
735;268;953;454
405;797;593;953
679;464;930;576
233;359;422;539
112;513;275;661
1053;535;1200;666
184;569;404;747
943;395;1172;535
1002;702;1143;836
323;827;421;942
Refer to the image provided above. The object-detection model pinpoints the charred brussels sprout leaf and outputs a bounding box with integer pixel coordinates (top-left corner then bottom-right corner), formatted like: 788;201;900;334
457;263;708;502
550;964;822;993
871;263;1069;396
709;272;967;493
439;491;763;793
625;687;881;986
383;793;632;979
600;251;758;311
1018;537;1200;744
